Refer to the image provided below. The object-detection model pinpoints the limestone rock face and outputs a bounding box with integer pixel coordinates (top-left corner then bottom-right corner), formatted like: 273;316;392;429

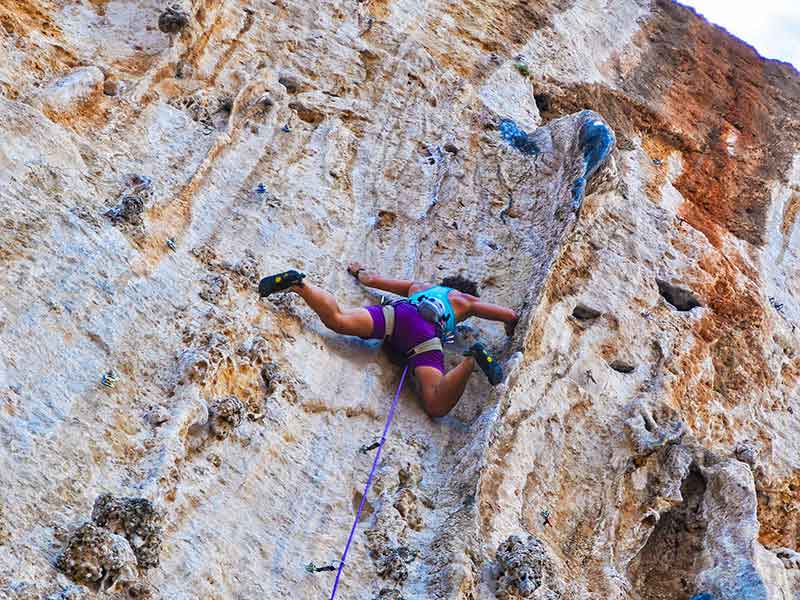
0;1;798;599
35;66;105;119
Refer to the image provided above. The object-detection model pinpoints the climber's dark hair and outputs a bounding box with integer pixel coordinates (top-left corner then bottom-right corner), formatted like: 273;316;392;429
442;275;479;297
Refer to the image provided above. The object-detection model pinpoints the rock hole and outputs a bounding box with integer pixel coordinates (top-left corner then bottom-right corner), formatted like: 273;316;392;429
629;468;708;600
534;93;551;113
572;304;602;320
288;102;324;124
609;360;635;374
278;76;299;94
376;210;397;229
656;278;702;311
352;490;374;522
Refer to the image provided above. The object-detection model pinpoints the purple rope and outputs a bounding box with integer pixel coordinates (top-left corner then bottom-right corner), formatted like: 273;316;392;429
329;365;409;599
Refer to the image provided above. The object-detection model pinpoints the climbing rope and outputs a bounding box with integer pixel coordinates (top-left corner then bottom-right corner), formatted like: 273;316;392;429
329;365;409;600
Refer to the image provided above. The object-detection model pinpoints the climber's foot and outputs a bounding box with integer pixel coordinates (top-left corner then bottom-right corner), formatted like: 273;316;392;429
258;270;306;297
464;342;503;386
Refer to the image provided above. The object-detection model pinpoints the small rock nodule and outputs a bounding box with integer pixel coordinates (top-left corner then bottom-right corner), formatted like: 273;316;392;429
91;494;164;570
56;523;137;593
158;5;190;34
105;195;145;226
208;395;246;439
496;535;551;598
375;546;417;583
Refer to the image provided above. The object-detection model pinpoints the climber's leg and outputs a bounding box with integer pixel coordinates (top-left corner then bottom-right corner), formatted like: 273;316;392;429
292;283;374;338
414;357;475;418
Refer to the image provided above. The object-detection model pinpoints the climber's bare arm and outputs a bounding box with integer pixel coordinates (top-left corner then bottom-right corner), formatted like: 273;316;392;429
470;301;519;336
347;262;418;297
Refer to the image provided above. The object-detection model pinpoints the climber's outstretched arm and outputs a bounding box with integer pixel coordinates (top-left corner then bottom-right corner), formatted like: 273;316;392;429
347;262;418;297
470;301;519;335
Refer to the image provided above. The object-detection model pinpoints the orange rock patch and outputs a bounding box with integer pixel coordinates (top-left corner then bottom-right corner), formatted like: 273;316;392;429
757;471;800;550
781;192;800;237
630;0;800;247
0;0;62;39
86;0;110;16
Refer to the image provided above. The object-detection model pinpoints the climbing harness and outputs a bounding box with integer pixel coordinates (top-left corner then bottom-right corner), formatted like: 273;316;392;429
380;285;458;356
328;365;409;600
380;300;446;358
380;302;395;341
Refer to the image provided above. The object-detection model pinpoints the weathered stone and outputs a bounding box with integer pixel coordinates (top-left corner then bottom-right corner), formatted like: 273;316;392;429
91;494;164;570
775;548;800;570
571;304;602;320
376;546;417;583
158;5;190;34
495;535;554;598
1;0;799;598
56;523;137;592
103;79;123;97
208;395;245;439
105;195;145;226
36;67;104;117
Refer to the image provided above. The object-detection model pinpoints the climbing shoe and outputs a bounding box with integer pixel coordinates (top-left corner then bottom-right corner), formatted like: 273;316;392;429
258;270;306;297
465;342;503;386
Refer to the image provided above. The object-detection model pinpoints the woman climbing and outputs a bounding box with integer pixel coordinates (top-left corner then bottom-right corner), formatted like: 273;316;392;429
258;263;518;417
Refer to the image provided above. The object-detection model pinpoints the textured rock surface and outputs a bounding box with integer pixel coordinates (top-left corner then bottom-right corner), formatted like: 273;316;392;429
90;494;164;570
55;524;137;593
0;0;798;598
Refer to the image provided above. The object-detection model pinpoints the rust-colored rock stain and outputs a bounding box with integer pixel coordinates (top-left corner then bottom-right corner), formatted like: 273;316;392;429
757;472;800;550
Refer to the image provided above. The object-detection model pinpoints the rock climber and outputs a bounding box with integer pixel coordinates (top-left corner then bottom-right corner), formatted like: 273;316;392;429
258;264;518;417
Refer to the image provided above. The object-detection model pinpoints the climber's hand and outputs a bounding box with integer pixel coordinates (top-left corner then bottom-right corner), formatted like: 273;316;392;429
347;262;367;281
505;315;519;337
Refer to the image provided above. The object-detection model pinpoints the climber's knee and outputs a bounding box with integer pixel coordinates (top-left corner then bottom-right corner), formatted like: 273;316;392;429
421;389;450;418
415;367;448;417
